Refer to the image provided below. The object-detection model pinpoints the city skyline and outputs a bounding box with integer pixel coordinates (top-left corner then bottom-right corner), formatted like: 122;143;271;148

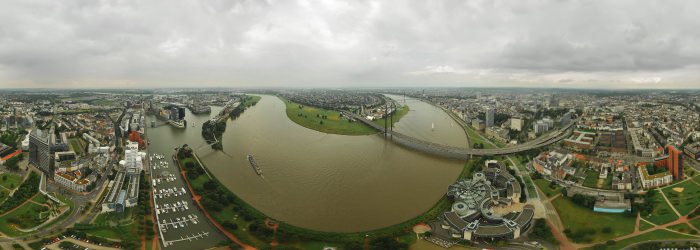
1;0;699;89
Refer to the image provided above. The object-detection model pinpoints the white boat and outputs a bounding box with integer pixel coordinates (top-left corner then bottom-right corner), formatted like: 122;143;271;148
432;122;435;131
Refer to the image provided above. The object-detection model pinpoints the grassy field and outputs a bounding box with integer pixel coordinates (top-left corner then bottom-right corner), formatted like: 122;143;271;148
534;179;562;198
282;98;377;135
0;174;22;190
582;229;700;250
0;201;47;236
510;155;529;172
583;170;600;188
552;196;635;243
0;174;22;203
523;175;537;199
639;220;655;231
661;180;700;216
464;125;497;149
644;191;679;225
83;208;139;241
668;223;697;234
243;95;262;107
689;216;700;230
70;139;82;155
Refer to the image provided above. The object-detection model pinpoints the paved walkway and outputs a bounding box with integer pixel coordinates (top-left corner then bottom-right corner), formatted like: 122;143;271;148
0;192;39;217
556;179;700;249
147;175;158;250
45;238;119;250
657;186;682;218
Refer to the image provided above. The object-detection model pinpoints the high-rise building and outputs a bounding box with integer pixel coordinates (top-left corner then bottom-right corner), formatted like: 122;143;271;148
170;107;180;120
29;128;54;178
486;108;495;128
561;109;576;125
668;144;684;181
510;117;523;131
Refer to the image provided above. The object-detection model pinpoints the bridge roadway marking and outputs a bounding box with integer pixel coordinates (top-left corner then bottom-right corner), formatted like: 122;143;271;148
342;112;573;158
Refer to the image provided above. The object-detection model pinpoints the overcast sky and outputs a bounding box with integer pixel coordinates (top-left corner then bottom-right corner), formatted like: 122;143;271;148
1;0;699;89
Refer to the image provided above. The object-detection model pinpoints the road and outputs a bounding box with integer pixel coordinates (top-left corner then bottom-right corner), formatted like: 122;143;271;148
0;151;116;243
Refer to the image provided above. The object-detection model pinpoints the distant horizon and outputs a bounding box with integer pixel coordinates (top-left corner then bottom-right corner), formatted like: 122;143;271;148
1;85;699;91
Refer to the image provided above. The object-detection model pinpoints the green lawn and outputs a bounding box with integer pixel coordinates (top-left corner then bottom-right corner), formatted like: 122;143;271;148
639;220;655;231
603;174;613;189
661;180;700;216
0;201;47;236
464;125;496;149
583;170;601;188
688;216;700;231
533;179;562;198
281;98;377;135
86;224;132;239
668;223;697;234
523;175;537;199
510;155;528;172
0;190;8;205
32;194;48;204
0;174;22;190
552;196;635;243
242;95;262;107
70;139;83;154
582;229;700;250
644;192;680;225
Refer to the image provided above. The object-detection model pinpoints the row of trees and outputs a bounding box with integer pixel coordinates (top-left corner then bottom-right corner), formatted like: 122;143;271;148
0;172;40;214
202;95;259;150
3;152;24;171
530;219;558;245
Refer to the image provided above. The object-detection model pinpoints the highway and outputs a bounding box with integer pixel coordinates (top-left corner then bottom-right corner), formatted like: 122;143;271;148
344;111;574;159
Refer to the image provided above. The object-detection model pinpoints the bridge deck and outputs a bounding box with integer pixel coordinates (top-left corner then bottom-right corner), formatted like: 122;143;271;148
343;112;571;158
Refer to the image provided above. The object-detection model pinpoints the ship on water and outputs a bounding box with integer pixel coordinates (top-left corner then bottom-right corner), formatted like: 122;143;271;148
248;155;262;175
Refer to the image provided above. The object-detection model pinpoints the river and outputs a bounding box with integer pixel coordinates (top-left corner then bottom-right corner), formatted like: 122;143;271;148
148;95;467;232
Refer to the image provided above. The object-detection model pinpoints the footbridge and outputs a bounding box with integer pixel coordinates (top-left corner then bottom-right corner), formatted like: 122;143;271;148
343;112;573;159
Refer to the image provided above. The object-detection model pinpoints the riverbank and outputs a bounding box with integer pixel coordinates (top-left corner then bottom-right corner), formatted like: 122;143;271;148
201;95;260;150
177;146;475;249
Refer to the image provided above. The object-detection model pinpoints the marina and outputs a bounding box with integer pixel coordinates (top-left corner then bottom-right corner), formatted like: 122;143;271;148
146;108;228;250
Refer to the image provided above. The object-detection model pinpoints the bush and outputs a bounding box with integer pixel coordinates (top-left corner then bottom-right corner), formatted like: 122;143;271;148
530;219;558;245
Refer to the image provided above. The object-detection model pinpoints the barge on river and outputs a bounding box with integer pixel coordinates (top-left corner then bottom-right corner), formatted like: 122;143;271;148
248;155;262;175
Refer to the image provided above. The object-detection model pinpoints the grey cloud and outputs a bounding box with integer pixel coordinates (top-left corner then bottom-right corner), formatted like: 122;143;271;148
0;0;699;88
